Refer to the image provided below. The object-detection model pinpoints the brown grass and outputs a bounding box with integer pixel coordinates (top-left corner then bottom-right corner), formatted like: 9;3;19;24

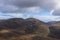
0;34;60;40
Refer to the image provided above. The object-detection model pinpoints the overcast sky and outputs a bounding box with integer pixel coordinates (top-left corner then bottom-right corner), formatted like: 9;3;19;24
0;0;60;22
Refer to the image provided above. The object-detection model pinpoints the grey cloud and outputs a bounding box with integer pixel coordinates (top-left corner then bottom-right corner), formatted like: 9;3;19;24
11;0;39;8
39;0;56;11
10;0;56;10
52;9;60;16
0;0;56;13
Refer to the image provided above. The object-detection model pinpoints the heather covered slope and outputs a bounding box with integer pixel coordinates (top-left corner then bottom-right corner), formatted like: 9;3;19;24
0;18;50;37
0;18;60;40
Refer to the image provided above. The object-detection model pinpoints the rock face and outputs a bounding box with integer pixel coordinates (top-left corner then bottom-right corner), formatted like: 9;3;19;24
49;21;60;38
0;18;50;37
